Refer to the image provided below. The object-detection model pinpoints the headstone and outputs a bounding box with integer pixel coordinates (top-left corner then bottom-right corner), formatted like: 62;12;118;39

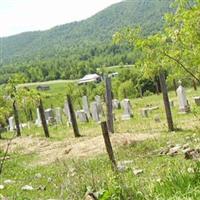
35;108;42;127
54;107;62;124
112;99;121;109
176;81;190;112
121;99;133;120
44;108;55;124
82;96;91;118
64;100;72;125
95;95;104;115
193;97;200;106
76;110;88;122
90;102;100;122
8;116;15;131
140;108;148;118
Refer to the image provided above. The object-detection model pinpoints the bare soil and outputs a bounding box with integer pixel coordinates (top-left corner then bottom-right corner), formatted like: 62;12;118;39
0;133;157;165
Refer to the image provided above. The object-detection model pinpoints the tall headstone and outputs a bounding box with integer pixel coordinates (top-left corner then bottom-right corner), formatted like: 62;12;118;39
8;116;15;131
90;102;100;122
76;110;88;122
121;99;133;120
35;108;42;127
64;100;72;125
112;99;121;109
176;81;190;112
54;107;62;124
95;95;104;115
82;96;90;119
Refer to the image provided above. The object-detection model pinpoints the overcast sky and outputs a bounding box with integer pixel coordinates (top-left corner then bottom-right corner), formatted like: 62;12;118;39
0;0;122;37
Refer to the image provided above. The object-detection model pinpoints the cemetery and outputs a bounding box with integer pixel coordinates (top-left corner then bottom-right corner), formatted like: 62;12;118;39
0;0;200;199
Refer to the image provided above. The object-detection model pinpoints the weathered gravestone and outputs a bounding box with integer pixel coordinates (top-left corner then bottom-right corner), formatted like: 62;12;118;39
176;81;190;113
8;116;15;131
54;107;63;124
95;95;104;116
121;99;133;120
90;102;100;122
44;108;55;124
112;99;121;109
76;110;88;122
35;108;42;127
64;100;72;125
82;96;91;119
193;97;200;106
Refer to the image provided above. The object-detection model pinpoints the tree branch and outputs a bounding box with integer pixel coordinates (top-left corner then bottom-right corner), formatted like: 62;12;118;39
164;52;200;83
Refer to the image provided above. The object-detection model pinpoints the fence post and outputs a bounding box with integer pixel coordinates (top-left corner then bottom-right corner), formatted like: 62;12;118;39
13;100;21;137
105;77;114;133
101;121;117;171
67;95;81;137
38;99;50;138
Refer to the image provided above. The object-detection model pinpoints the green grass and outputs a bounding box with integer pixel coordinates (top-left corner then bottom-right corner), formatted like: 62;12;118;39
1;84;200;199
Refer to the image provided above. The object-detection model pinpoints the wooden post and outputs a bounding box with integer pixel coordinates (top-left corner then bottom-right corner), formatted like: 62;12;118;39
105;77;114;133
101;121;117;171
13;100;21;137
38;99;50;138
173;79;177;96
193;79;197;91
159;72;174;132
67;95;81;137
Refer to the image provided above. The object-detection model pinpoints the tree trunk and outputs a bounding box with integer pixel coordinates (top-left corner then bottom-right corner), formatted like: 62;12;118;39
159;72;174;132
13;100;21;137
38;99;50;138
67;95;81;137
105;77;114;133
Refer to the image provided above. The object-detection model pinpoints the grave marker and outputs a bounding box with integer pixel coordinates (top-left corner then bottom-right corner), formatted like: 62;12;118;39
121;99;133;120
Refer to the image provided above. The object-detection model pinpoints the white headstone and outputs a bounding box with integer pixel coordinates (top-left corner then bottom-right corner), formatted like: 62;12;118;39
64;101;72;125
8;116;15;131
112;99;121;109
76;110;88;122
82;96;90;119
35;108;42;127
121;99;133;120
90;102;100;122
95;95;104;115
176;81;190;112
54;107;62;124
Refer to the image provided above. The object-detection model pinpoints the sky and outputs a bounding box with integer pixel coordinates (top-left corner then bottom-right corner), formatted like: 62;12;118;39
0;0;122;37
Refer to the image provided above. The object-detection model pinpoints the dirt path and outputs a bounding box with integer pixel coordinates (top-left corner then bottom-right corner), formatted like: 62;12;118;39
0;133;157;165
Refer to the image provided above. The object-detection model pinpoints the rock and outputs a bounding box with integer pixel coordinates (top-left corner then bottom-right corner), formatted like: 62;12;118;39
0;185;5;190
47;177;53;183
133;169;143;176
4;179;15;184
35;173;42;179
167;145;181;156
183;143;189;149
185;149;200;160
21;185;34;191
187;167;195;174
117;160;133;172
37;185;46;191
85;193;98;200
182;148;191;154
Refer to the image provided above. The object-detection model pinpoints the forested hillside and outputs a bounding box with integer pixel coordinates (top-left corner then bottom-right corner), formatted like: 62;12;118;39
0;0;172;83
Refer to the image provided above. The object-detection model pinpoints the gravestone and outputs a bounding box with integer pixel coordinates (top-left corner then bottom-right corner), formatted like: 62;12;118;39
35;108;42;127
8;116;15;131
193;97;200;106
64;100;72;125
90;102;100;122
54;107;62;124
121;99;133;120
140;108;148;118
82;96;91;119
176;81;190;112
44;108;55;124
112;99;121;109
95;95;104;115
76;110;88;122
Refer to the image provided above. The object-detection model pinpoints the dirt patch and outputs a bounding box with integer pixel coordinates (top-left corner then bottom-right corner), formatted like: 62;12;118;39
0;133;157;165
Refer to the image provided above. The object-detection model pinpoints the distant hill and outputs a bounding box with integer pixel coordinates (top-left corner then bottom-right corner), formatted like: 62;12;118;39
0;0;173;83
